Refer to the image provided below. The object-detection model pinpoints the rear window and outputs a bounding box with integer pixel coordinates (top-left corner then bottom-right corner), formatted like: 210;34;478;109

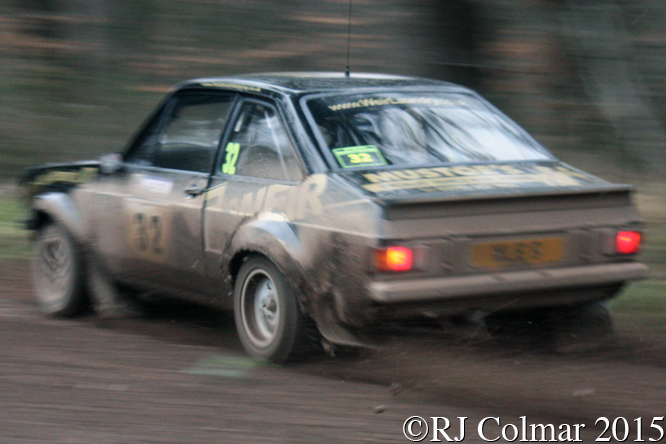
304;92;552;169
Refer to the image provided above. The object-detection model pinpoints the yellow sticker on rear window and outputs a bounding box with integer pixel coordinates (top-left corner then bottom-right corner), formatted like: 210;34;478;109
332;145;387;168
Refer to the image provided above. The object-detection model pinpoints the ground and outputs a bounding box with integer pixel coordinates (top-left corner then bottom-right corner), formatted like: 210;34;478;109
1;258;665;443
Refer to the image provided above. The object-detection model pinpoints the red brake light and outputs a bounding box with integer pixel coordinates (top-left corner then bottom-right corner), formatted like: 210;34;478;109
376;247;413;272
616;231;641;254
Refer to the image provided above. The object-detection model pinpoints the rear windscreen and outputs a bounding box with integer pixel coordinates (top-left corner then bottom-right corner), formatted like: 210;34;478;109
304;92;552;169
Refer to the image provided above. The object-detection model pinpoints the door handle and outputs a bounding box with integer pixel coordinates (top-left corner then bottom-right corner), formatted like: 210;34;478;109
184;184;205;196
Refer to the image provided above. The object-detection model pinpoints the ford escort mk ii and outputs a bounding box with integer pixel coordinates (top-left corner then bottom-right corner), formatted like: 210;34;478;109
22;73;648;362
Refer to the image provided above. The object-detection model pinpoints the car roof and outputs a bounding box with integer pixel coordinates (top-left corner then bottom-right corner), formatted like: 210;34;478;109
180;72;465;96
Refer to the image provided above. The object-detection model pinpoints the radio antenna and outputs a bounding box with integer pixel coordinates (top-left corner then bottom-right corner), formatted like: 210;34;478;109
345;0;352;77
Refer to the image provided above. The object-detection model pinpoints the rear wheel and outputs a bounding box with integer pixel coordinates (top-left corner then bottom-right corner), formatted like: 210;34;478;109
552;301;615;353
485;301;615;352
234;256;309;363
31;223;87;317
484;308;554;348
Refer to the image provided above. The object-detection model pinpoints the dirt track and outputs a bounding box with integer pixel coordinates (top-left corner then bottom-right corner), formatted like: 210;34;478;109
1;259;666;443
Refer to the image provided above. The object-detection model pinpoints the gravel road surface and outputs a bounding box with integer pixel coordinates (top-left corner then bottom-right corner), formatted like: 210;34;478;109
1;259;665;443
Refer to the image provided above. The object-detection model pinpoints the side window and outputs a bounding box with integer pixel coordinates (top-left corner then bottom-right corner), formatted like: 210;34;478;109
124;109;164;166
220;102;302;181
126;93;234;173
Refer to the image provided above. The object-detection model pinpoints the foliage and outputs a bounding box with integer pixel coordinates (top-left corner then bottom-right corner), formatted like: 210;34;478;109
0;191;30;259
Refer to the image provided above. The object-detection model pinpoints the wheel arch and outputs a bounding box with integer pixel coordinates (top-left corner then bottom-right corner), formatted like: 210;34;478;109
225;213;309;310
27;192;87;242
223;213;370;349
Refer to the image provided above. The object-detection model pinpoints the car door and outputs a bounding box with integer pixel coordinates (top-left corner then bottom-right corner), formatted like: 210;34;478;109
202;99;305;299
97;90;236;295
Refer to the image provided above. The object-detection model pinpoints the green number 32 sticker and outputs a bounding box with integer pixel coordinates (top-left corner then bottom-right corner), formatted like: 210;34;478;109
348;152;373;163
222;142;240;174
332;145;387;168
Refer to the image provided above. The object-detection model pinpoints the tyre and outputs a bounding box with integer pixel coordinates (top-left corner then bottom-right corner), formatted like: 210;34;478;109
552;301;615;353
31;223;87;317
234;256;308;363
484;308;554;348
485;301;615;352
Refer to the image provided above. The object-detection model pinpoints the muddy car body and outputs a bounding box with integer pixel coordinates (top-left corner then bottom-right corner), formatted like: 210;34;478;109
22;73;648;361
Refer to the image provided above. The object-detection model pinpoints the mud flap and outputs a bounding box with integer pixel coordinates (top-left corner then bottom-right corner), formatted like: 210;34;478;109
312;297;372;349
86;254;140;319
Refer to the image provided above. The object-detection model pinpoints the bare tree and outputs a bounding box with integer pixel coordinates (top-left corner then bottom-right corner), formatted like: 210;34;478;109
563;0;666;173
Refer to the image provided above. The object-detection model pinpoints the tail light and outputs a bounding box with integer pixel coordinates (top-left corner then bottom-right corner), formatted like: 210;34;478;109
616;231;641;254
375;246;413;272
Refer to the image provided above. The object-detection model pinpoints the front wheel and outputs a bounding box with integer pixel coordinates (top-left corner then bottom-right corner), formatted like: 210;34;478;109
234;256;308;363
31;223;87;317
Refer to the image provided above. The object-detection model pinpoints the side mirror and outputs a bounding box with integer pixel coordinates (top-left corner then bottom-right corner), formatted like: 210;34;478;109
99;152;125;175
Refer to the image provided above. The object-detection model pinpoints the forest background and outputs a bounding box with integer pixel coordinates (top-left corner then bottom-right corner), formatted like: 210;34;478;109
1;0;665;286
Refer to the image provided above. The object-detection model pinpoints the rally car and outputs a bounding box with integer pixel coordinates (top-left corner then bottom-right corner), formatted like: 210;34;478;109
21;72;648;362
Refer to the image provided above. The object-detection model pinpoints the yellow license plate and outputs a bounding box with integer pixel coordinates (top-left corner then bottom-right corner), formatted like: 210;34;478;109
470;237;564;269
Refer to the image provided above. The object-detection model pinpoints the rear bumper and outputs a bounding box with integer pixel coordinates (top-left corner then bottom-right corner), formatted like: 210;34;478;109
367;262;649;304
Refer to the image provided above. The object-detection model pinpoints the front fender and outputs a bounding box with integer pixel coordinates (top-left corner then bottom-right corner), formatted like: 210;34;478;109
28;192;87;242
